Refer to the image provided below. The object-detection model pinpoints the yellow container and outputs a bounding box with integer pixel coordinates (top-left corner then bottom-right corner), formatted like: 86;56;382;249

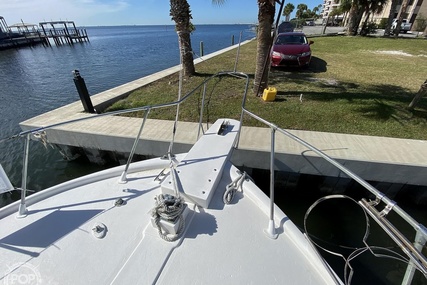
262;87;277;102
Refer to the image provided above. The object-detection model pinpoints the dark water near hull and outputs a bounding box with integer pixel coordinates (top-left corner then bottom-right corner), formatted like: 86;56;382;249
252;170;427;285
0;24;255;206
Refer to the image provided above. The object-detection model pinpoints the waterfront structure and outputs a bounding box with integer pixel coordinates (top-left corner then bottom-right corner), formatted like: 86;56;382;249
0;17;9;36
0;17;89;50
0;16;46;49
321;0;427;30
39;21;89;46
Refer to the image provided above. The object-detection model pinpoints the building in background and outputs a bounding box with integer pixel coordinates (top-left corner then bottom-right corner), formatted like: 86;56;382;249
320;0;342;25
375;0;426;30
320;0;427;31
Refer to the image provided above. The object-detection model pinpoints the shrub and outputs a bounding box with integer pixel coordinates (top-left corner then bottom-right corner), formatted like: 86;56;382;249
378;18;388;29
360;22;377;36
414;15;427;32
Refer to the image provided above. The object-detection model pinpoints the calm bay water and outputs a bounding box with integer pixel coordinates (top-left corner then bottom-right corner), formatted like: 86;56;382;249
0;24;255;206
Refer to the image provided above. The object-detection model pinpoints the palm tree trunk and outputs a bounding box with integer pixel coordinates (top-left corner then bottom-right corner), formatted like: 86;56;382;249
177;30;195;76
360;11;371;35
343;12;348;26
384;0;399;36
253;0;275;95
408;80;427;110
346;5;360;35
393;0;409;38
346;2;365;36
170;0;195;77
322;16;331;34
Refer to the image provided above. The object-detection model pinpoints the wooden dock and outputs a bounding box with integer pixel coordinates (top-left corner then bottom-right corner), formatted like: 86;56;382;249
0;17;47;49
0;17;88;49
39;21;89;46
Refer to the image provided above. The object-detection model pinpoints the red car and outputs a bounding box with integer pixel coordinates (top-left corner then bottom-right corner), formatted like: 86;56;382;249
271;32;313;67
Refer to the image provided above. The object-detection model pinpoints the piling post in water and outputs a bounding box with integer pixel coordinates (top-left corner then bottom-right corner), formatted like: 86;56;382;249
231;35;234;45
73;70;96;113
200;41;204;56
63;22;72;44
84;29;89;41
39;24;51;46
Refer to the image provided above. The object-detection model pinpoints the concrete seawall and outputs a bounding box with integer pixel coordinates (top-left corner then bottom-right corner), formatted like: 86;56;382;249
20;40;427;190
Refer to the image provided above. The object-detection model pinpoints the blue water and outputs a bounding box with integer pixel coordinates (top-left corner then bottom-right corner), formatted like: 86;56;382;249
0;24;255;206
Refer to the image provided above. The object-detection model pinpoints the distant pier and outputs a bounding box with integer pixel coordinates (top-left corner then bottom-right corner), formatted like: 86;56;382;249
0;16;46;49
0;17;89;50
39;21;89;46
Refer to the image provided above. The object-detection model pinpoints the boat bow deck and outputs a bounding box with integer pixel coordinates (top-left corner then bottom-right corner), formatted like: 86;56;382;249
161;118;240;208
0;119;338;284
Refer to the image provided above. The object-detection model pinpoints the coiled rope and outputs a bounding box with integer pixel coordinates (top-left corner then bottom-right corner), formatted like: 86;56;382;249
223;171;246;204
151;194;186;242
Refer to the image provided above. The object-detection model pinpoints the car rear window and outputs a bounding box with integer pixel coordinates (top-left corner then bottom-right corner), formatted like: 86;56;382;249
276;35;307;45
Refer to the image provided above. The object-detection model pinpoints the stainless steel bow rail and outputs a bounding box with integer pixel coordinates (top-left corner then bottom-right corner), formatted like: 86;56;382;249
6;71;249;216
237;105;427;284
2;70;426;284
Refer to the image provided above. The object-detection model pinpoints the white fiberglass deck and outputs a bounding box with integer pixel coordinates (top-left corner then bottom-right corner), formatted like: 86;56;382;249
0;119;338;284
0;161;337;284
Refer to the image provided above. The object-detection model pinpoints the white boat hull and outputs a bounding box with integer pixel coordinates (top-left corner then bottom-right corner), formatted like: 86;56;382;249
0;122;339;284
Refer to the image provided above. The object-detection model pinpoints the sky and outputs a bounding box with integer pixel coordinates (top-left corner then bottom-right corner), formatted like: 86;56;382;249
0;0;322;27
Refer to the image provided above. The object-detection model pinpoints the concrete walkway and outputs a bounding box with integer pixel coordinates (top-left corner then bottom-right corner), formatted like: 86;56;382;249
20;40;427;187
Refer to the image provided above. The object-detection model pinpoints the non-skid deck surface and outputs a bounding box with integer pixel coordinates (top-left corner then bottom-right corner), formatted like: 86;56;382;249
161;119;240;208
0;162;336;284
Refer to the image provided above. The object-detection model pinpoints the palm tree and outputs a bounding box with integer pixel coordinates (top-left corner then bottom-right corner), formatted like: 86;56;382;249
360;0;387;35
345;0;366;35
296;4;308;19
312;5;321;18
283;3;295;21
170;0;195;77
384;0;399;35
253;0;276;95
323;7;341;33
213;0;277;95
393;0;409;37
169;0;278;95
339;0;352;26
346;0;389;36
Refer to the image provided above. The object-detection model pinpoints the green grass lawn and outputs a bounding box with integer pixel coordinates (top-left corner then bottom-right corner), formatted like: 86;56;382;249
106;36;427;140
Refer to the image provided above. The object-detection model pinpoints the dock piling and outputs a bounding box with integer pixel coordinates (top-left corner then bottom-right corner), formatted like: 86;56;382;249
73;70;96;114
200;41;204;56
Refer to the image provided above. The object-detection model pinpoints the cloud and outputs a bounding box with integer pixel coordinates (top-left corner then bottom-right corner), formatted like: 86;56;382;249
76;0;129;13
0;0;130;25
